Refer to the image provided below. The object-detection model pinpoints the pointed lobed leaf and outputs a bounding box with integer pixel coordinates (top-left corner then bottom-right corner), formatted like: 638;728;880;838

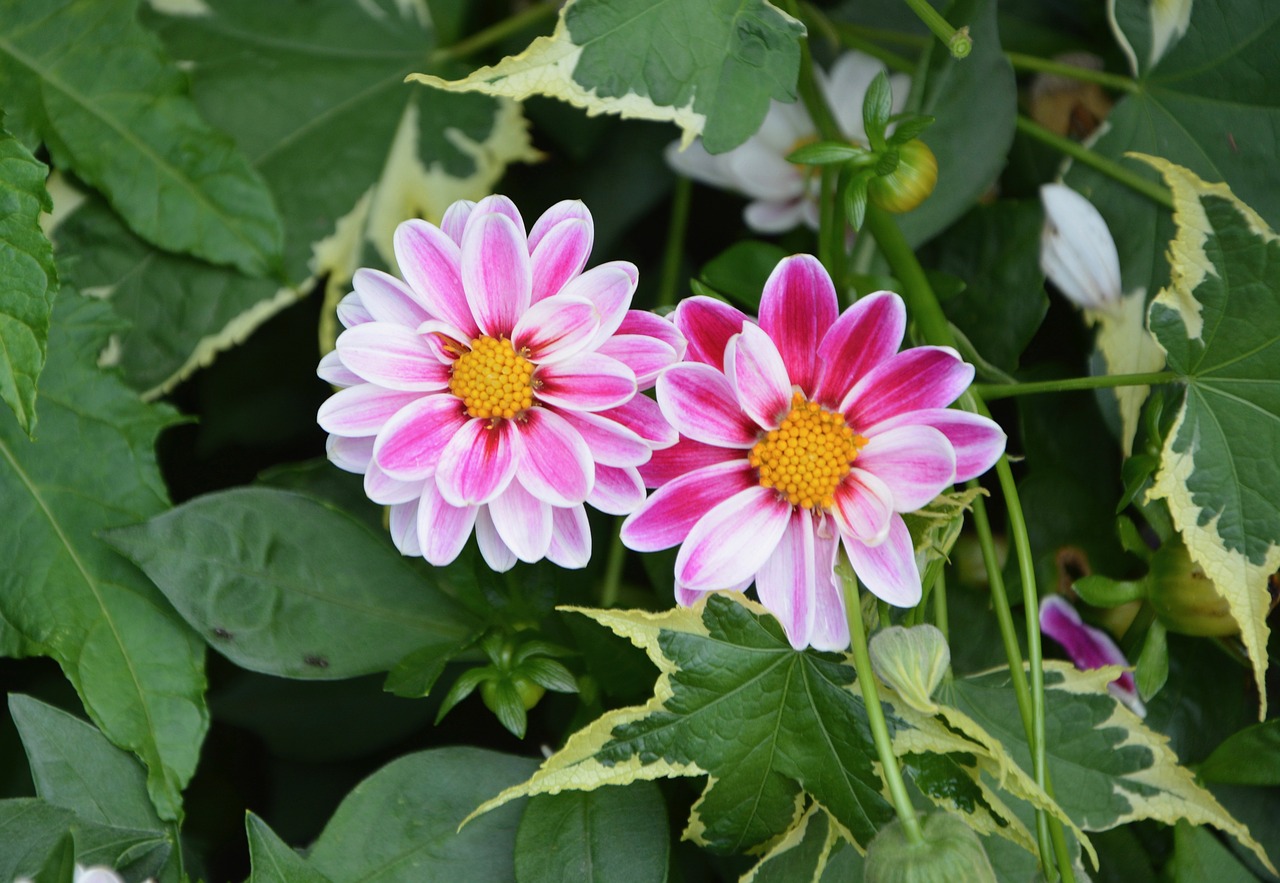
1087;289;1167;456
0;0;283;275
0;798;170;881
1137;155;1280;720
741;804;841;883
409;0;805;153
472;594;895;854
0;122;56;436
0;292;206;820
247;813;334;883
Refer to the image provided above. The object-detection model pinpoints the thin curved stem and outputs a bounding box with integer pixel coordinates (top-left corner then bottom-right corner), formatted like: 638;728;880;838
901;0;972;58
431;1;559;63
1005;51;1139;93
1016;116;1173;210
977;371;1178;400
598;520;627;608
657;176;692;309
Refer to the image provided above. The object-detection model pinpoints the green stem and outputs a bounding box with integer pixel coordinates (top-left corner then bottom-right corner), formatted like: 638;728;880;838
657;176;692;309
785;0;844;142
599;521;627;608
431;1;559;63
901;0;971;58
933;569;950;649
1005;51;1139;93
839;560;924;845
1016;116;1173;210
977;371;1178;401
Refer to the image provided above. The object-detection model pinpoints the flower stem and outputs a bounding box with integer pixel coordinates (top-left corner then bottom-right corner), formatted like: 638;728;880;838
598;521;627;608
657;176;692;309
1005;51;1139;93
977;370;1177;400
431;1;559;63
838;559;924;846
901;0;972;58
1015;116;1173;210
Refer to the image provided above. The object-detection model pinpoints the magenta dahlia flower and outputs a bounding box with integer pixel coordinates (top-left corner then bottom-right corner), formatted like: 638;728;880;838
621;254;1005;651
1039;595;1146;717
317;195;683;571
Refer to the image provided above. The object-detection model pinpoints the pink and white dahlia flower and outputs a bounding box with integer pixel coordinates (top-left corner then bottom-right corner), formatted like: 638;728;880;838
621;255;1006;651
317;195;683;571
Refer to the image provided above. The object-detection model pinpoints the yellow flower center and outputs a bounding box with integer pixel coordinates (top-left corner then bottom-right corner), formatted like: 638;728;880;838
748;392;868;510
448;335;536;420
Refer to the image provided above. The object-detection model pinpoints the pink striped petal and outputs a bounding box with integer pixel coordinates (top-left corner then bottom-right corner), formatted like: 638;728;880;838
621;460;757;551
336;323;452;391
559;263;636;344
617;309;686;363
1040;595;1144;716
759;254;838;394
326;435;373;473
393;219;476;337
673;296;749;370
528;199;591;252
462;212;532;338
857;424;956;512
556;409;651;468
842;514;922;607
364;460;422;505
866;408;1006;483
416;482;479;566
547;505;592;569
535;353;637;413
353;267;431;327
531;218;593;303
597;335;677;389
831;469;894;546
471;194;525;232
336;292;372;328
756;511;817;650
638;437;740;488
812;291;906;409
675;486;792;591
491;479;554;562
587;464;646;515
656;363;759;447
440;200;475;245
318;385;418;437
512;294;600;365
514;407;594;507
412;320;466;363
806;529;849;652
373;393;468;481
317;350;362;387
476;507;517;572
674;581;704;607
602;394;677;450
435;418;519;506
389;500;421;556
725;323;793;430
841;347;975;430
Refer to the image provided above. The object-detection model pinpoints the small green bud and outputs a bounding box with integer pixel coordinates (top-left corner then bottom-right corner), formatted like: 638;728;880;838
482;675;546;712
1147;541;1237;637
868;140;938;213
865;813;996;883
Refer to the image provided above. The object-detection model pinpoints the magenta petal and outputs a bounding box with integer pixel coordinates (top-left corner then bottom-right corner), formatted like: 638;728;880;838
530;218;593;303
842;347;975;430
756;511;818;649
621;460;756;551
556;409;651;468
602;394;677;450
514;408;594;506
675;486;792;591
389;500;421;556
364;460;422;505
393;219;476;337
812;291;906;408
373;393;468;480
1041;595;1144;715
512;294;600;365
617;309;686;363
656;363;759;448
336;323;451;391
336;292;372;329
416;482;479;566
490;480;554;562
547;505;592;569
461;212;532;337
673;296;749;370
857;424;956;512
440;200;475;245
471;194;525;232
435;418;519;506
725;323;792;429
842;514;922;607
867;408;1006;483
528;199;592;253
353;267;431;327
535;353;637;413
318;384;420;437
597;335;678;389
673;581;704;607
806;527;849;651
475;507;517;572
587;464;646;515
832;469;894;545
559;263;636;344
758;255;838;395
317;350;362;387
326;435;373;473
638;437;739;488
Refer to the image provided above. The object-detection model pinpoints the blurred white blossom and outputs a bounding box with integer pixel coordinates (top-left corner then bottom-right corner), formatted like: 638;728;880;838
1039;183;1122;312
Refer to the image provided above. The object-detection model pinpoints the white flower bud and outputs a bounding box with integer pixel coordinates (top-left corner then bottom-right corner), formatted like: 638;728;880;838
1039;184;1122;313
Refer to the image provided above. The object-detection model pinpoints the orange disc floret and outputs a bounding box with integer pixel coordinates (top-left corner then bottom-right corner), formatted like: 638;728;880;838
448;335;536;420
748;392;867;509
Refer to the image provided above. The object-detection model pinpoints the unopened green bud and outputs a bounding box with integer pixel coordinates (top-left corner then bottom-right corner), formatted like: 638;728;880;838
865;813;996;883
1147;541;1237;637
868;140;938;213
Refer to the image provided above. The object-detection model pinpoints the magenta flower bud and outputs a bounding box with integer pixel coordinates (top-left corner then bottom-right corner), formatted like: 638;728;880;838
1040;594;1146;717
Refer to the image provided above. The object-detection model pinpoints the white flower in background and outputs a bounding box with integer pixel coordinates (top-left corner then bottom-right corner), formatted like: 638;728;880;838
1039;183;1165;456
665;52;910;233
1110;0;1193;73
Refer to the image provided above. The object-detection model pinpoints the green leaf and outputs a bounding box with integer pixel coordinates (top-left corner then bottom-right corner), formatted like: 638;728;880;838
1198;721;1280;786
104;487;482;680
469;594;895;854
32;831;74;883
408;0;806;153
0;0;283;275
786;141;869;166
1137;157;1280;719
0;292;206;821
700;240;790;312
306;747;538;882
0;121;56;436
896;0;1016;246
742;805;842;883
862;71;893;147
1133;619;1168;701
383;642;465;699
520;657;579;694
1172;821;1258;883
514;783;669;883
247;812;333;883
0;798;170;881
